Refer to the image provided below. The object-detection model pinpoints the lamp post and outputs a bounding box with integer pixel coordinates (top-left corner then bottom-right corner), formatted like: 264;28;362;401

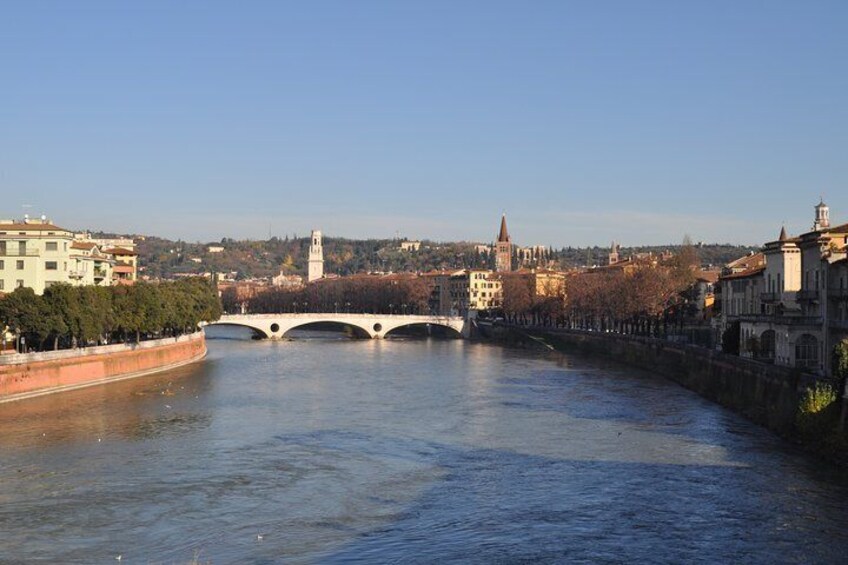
293;301;298;314
334;302;338;314
402;303;407;316
389;303;394;316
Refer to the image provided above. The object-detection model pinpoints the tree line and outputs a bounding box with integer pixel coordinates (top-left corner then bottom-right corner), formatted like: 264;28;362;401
224;276;432;315
497;247;702;336
561;248;701;336
0;278;222;352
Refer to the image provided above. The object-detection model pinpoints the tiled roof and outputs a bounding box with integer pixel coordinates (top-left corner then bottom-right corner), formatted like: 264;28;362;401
70;242;98;250
102;246;137;256
721;266;765;280
0;222;69;232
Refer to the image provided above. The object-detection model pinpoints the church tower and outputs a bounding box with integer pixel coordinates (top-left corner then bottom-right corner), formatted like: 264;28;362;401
608;241;620;265
308;229;324;282
813;198;830;231
495;214;512;273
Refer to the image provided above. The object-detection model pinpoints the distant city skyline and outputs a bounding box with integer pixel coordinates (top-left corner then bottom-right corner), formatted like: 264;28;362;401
2;2;846;246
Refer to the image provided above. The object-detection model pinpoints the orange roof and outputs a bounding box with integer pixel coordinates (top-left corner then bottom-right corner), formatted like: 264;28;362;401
113;265;134;274
725;252;765;272
695;270;720;283
103;246;137;256
71;242;98;250
0;222;69;232
721;266;765;280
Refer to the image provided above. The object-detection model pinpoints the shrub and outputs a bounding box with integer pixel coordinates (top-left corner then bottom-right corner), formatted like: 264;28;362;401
796;382;839;437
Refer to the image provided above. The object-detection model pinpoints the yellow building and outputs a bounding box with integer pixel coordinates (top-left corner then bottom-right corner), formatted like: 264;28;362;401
103;247;139;283
449;269;502;313
0;217;132;294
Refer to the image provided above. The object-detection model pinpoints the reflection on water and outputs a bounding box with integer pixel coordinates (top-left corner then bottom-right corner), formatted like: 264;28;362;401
0;325;846;563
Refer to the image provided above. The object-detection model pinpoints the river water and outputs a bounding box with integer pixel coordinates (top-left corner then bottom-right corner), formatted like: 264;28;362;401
1;327;847;564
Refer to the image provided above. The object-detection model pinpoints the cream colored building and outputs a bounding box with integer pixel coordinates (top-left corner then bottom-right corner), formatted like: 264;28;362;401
449;269;502;314
721;200;848;374
0;217;131;294
0;217;77;294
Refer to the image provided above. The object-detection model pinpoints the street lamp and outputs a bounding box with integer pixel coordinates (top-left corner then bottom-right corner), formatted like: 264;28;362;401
402;303;407;315
303;301;309;313
389;303;394;315
293;301;298;314
346;302;350;313
334;302;339;314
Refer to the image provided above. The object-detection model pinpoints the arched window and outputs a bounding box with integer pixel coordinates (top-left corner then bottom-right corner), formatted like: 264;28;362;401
760;330;776;362
795;334;819;370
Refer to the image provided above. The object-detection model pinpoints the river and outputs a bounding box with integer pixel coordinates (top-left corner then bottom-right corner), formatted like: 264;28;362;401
1;327;847;563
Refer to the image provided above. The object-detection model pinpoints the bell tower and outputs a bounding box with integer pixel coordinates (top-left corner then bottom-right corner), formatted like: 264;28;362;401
495;214;512;273
813;198;830;231
308;229;324;282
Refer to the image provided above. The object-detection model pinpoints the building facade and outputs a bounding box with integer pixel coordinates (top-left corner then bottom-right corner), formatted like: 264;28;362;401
720;200;848;374
0;217;139;294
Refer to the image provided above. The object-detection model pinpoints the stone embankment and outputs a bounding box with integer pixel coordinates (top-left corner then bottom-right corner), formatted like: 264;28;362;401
0;332;206;403
483;324;817;435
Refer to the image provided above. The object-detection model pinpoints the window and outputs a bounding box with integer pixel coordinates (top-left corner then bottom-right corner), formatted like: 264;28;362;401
0;280;3;290
45;242;58;251
16;260;24;270
15;280;24;289
796;334;819;369
45;261;57;270
0;260;3;270
18;241;26;255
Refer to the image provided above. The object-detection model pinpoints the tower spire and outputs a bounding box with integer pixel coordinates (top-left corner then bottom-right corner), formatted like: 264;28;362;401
497;214;510;243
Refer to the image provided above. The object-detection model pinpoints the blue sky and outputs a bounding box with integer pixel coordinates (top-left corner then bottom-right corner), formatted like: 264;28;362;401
1;1;846;246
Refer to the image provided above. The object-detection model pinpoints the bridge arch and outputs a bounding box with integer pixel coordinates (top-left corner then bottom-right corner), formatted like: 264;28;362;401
281;320;372;339
205;321;271;339
382;322;463;339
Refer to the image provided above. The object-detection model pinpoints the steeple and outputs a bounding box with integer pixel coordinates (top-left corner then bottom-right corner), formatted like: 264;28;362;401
778;226;788;241
497;214;510;243
495;214;512;272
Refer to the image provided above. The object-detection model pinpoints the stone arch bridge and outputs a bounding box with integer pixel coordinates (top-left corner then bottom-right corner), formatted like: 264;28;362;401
205;313;469;340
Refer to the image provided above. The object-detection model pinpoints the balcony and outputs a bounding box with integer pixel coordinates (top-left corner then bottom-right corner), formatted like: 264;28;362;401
738;314;822;327
0;249;40;257
93;268;107;279
68;270;86;279
797;289;820;303
759;292;778;303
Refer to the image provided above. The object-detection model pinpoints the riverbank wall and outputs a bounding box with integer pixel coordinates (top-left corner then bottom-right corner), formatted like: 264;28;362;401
0;332;206;403
483;324;819;435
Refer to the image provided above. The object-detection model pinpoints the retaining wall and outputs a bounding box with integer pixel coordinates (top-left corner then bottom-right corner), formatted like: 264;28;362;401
0;332;206;403
502;326;817;434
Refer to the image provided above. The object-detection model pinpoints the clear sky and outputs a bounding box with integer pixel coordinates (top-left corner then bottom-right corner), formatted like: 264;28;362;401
1;1;846;247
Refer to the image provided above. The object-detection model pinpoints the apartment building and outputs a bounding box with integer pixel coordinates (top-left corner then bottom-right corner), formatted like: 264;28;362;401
0;216;135;294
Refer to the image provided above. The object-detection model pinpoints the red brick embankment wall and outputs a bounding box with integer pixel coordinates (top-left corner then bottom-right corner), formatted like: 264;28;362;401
0;332;206;403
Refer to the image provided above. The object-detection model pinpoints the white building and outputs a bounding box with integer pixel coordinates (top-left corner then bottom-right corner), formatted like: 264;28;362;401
308;230;324;282
0;217;121;294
